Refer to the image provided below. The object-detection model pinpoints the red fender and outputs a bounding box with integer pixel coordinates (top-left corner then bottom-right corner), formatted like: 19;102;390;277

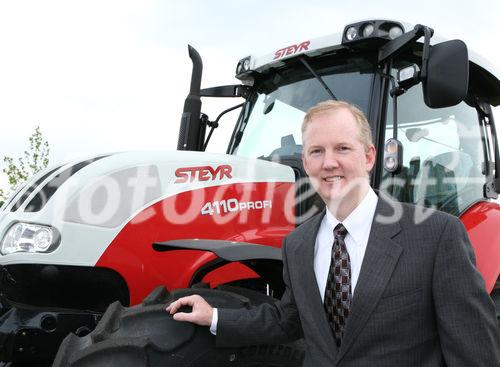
460;201;500;293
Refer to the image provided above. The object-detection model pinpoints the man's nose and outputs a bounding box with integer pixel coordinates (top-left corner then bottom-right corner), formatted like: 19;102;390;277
322;151;339;169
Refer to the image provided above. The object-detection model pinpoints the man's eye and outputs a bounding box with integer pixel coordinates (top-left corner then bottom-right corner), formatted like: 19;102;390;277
338;146;350;151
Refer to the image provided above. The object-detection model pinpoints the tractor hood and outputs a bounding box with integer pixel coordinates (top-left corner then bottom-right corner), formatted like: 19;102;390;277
0;150;295;266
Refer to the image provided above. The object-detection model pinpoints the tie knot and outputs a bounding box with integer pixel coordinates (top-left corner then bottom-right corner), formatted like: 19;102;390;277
333;223;348;240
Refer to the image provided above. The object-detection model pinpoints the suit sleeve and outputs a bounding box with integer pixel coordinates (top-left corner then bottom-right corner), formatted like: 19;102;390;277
432;216;500;366
215;237;303;347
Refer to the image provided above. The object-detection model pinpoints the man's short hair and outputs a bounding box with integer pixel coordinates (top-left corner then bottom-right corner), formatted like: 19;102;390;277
302;100;373;151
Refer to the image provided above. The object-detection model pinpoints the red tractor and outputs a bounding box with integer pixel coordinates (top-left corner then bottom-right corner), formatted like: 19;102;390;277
0;20;498;366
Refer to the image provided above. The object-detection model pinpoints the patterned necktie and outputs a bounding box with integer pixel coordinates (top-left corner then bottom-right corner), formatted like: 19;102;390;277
323;223;351;347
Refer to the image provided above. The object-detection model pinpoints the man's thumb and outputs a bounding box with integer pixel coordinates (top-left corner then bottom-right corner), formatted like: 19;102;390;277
172;312;195;323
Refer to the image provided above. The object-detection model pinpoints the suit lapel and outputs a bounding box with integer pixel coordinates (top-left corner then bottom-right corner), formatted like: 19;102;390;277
294;210;340;356
336;195;403;363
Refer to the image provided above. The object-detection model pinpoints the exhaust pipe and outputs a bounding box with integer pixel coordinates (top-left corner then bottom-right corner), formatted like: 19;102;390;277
177;45;205;151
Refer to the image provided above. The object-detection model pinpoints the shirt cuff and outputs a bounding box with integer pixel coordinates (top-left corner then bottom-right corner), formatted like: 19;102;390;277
209;308;218;335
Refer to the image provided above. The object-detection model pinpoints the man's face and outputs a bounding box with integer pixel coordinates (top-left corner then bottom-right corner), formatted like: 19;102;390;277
302;108;376;207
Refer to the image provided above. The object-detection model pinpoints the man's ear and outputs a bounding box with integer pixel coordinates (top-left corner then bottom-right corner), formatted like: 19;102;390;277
365;146;376;171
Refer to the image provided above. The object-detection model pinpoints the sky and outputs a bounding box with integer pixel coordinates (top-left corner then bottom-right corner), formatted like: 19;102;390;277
1;0;499;191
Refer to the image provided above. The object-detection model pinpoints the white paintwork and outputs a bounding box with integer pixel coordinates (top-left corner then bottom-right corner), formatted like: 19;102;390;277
240;20;500;83
0;150;295;266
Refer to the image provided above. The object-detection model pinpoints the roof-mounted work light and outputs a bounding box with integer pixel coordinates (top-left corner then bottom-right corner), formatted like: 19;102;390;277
342;20;405;47
236;56;252;76
235;56;255;84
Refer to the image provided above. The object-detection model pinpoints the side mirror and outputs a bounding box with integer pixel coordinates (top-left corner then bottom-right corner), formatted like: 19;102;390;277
422;40;469;108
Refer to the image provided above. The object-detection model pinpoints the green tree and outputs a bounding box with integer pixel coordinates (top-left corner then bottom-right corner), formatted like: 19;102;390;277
0;126;50;205
0;188;5;207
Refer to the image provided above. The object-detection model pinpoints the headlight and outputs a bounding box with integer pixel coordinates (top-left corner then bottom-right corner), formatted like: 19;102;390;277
1;222;59;255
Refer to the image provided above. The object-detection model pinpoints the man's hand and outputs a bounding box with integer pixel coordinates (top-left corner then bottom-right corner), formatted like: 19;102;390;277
165;295;213;326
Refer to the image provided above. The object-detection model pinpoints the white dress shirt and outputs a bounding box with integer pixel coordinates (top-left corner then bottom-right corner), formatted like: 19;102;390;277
211;188;378;334
314;188;378;300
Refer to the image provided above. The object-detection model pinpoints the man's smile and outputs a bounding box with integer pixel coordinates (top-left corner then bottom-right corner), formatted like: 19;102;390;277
323;176;344;182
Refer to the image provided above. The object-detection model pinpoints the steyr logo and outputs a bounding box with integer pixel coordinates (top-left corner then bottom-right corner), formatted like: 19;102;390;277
174;165;233;183
273;41;310;60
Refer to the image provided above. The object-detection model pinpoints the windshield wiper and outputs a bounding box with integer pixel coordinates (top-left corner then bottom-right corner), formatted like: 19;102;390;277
298;57;338;101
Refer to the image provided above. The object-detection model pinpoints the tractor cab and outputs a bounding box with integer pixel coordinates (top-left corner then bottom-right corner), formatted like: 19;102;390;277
182;20;500;221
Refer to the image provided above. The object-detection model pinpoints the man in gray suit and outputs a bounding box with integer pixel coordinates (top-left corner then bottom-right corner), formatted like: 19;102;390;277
167;100;500;366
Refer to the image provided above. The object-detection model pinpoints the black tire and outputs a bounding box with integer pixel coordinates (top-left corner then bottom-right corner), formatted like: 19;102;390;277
53;286;304;367
0;363;50;367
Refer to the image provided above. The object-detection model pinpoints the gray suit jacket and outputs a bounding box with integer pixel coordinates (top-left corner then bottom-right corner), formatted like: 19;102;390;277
216;194;500;366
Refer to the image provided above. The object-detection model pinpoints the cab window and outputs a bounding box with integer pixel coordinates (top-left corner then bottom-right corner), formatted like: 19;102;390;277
381;81;486;216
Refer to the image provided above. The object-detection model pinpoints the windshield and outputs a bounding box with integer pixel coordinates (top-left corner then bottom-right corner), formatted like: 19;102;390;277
232;56;375;158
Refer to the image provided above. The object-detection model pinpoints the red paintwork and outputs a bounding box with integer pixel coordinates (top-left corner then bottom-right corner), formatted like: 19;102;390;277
96;182;295;305
460;200;500;293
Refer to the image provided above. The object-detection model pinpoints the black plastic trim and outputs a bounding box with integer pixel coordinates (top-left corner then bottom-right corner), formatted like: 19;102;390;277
371;63;391;190
10;164;62;211
0;264;129;312
153;239;281;261
23;155;109;212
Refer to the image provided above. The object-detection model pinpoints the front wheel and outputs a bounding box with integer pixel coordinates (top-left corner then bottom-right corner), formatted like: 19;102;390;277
53;286;305;367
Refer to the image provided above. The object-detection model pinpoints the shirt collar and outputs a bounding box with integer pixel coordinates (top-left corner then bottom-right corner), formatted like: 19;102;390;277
325;188;378;245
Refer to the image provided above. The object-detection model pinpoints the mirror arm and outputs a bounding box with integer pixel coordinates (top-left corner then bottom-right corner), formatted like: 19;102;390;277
381;71;402;139
419;26;433;80
378;24;434;65
203;103;245;150
200;85;251;98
